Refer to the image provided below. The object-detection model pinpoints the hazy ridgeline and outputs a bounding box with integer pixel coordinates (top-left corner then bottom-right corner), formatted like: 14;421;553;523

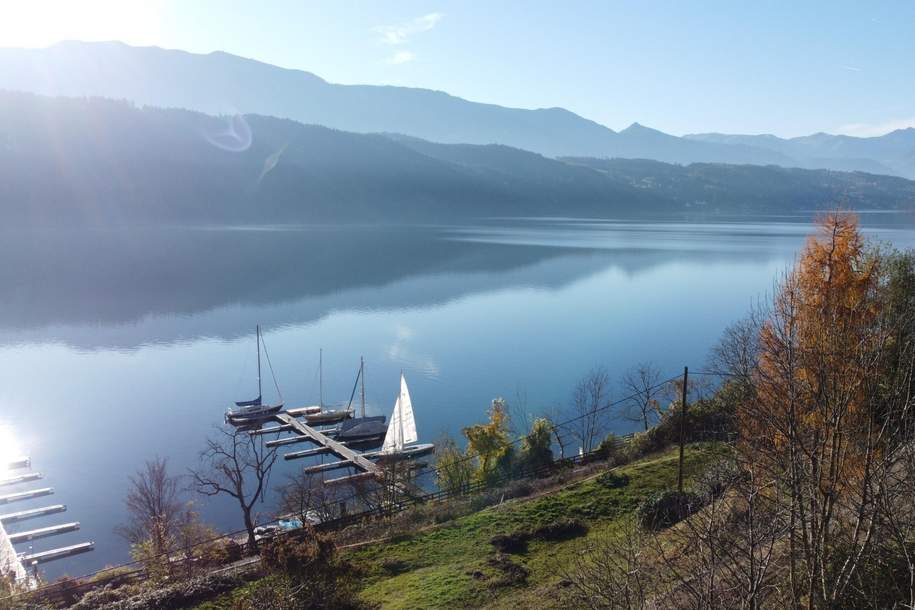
1;91;915;228
3;41;915;179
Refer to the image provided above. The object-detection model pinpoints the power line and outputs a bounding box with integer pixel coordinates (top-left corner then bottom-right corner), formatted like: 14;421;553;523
12;367;689;599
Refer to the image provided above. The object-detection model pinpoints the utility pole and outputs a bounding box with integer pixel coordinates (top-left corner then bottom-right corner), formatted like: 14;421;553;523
360;356;366;419
677;366;689;494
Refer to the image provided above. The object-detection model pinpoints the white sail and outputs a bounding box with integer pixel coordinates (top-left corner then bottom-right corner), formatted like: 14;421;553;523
382;374;418;453
399;374;418;446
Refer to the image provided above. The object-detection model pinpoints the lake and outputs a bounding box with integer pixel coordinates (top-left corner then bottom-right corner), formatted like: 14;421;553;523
1;215;913;579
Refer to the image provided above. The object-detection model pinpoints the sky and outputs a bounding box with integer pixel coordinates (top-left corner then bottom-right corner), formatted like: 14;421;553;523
1;0;913;138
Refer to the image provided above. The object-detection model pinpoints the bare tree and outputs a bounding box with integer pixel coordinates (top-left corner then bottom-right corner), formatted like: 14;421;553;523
116;457;183;575
508;387;536;438
560;521;656;610
542;403;569;459
650;458;789;610
570;367;612;454
708;313;761;382
620;362;663;431
280;472;344;526
173;503;217;578
189;426;278;553
434;434;474;495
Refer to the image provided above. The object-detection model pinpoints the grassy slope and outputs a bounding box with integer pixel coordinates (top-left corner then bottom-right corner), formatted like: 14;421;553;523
195;443;726;610
352;443;726;610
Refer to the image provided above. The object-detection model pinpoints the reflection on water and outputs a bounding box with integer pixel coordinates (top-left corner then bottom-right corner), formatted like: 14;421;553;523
0;217;912;578
0;424;22;472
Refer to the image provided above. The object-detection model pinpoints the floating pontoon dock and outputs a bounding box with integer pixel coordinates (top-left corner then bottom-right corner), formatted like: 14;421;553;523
0;488;54;506
302;443;435;475
19;542;95;566
233;410;425;499
8;523;81;544
0;455;94;583
0;505;67;524
228;357;431;501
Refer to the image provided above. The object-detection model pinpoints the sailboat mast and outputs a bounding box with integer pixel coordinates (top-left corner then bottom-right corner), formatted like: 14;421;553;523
360;357;366;418
319;348;324;409
256;325;262;399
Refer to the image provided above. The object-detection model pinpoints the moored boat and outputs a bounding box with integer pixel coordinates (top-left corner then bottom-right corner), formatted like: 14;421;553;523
379;373;432;460
225;325;284;425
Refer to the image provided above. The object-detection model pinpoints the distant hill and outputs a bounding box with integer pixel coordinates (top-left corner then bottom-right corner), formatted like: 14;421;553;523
562;156;915;213
1;91;914;227
686;130;915;179
4;42;913;177
0;91;658;226
0;41;791;165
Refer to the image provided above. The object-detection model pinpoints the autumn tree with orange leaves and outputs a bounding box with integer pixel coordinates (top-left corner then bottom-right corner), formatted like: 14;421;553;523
735;212;915;609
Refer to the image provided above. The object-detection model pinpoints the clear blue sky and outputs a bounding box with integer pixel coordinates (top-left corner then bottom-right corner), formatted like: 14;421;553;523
3;0;914;137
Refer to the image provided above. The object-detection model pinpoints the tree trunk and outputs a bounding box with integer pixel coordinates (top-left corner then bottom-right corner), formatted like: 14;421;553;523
242;505;258;554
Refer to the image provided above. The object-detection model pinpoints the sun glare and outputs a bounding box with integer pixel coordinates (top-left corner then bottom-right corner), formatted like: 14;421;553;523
0;0;164;49
0;425;22;475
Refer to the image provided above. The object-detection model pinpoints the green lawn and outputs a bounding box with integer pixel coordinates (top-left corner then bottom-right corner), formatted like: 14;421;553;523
195;443;726;610
351;443;726;610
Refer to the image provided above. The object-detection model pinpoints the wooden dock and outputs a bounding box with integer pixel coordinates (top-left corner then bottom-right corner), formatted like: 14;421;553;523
275;413;379;473
272;413;424;498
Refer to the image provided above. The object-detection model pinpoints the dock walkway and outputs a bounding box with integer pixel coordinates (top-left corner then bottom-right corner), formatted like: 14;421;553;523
272;413;424;498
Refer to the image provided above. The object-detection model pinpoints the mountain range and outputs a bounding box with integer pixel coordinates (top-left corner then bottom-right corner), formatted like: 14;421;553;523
2;90;914;227
1;41;914;178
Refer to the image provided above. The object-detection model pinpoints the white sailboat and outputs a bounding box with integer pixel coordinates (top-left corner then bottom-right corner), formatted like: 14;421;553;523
381;374;432;458
225;325;284;425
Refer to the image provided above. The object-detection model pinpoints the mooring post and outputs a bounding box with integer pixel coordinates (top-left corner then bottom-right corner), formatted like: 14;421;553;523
677;366;689;494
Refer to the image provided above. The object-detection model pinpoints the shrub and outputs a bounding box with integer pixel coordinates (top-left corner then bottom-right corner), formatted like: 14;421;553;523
435;507;461;524
435;435;474;495
469;490;503;512
695;457;743;499
387;531;414;544
71;573;247;610
597;470;630;489
519;418;554;473
638;490;701;529
260;530;364;609
84;565;136;588
464;398;514;485
624;432;652;462
531;518;589;541
596;433;625;464
195;537;242;567
486;555;530;587
380;559;411;575
503;479;534;500
70;584;123;610
40;575;83;608
489;532;530;554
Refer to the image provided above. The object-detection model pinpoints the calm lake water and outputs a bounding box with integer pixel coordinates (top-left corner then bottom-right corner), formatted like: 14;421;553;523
1;215;913;578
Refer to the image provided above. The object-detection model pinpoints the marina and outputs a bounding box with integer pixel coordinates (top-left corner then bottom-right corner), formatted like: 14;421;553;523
5;219;913;578
0;457;94;584
227;360;433;501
